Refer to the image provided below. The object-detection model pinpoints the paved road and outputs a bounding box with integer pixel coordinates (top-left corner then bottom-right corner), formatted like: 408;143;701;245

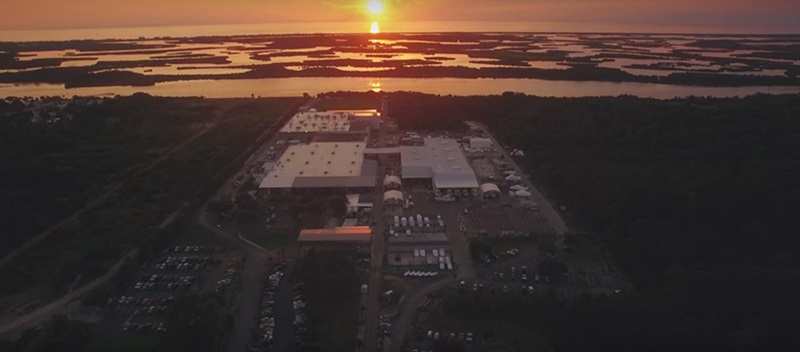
227;251;270;352
210;99;308;352
273;262;297;352
364;96;390;352
476;123;569;245
363;222;386;352
383;121;572;351
388;278;452;352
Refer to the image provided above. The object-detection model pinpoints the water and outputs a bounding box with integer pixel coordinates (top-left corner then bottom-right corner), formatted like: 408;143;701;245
2;77;798;99
2;24;798;99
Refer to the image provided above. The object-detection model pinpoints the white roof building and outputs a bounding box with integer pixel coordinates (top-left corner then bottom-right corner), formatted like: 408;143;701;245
280;111;353;133
400;138;479;189
259;140;376;189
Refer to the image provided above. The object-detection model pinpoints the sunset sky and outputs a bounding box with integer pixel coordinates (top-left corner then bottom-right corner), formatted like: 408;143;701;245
2;0;799;33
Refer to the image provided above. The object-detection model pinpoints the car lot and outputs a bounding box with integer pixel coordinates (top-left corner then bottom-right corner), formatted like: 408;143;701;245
467;206;555;236
94;245;239;335
292;281;310;348
251;263;285;350
215;257;242;293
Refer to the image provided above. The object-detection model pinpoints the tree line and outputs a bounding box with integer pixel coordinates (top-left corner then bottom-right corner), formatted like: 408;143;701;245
391;92;800;351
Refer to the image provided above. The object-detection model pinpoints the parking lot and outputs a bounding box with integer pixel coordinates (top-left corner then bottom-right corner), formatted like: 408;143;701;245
251;263;285;350
96;245;240;335
467;205;555;237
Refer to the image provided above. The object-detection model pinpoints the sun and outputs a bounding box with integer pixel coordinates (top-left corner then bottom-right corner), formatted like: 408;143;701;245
366;0;384;15
370;21;380;34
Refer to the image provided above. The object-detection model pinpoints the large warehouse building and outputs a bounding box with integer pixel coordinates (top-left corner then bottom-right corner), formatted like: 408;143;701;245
400;137;479;197
259;140;377;192
279;110;380;134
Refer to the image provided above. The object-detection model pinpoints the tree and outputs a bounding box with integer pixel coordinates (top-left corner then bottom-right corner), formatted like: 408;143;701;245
20;315;93;352
157;294;230;352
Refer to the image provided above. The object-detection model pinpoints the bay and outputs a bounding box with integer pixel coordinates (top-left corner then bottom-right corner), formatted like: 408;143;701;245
2;77;799;99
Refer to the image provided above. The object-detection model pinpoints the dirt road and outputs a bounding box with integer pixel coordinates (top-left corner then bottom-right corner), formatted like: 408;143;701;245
0;248;137;338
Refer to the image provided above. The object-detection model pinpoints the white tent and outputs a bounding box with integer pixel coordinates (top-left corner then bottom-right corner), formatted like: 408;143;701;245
383;175;402;188
383;190;404;204
480;183;501;199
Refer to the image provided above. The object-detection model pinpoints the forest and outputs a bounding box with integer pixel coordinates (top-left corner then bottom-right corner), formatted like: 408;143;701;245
390;92;800;351
0;95;300;303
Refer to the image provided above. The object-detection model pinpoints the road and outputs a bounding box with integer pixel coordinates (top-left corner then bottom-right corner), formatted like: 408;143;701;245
382;120;571;351
272;262;297;352
195;206;278;352
388;277;452;352
0;207;191;338
363;221;386;352
207;98;308;352
0;248;138;338
363;95;390;352
476;123;569;246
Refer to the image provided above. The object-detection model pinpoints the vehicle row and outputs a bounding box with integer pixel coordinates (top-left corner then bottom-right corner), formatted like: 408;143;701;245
293;281;310;347
134;274;195;291
215;257;241;293
122;321;168;333
168;245;221;253
253;264;285;349
153;255;215;271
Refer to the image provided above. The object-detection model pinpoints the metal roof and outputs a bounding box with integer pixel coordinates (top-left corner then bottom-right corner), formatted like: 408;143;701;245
259;141;376;189
298;226;372;242
400;138;479;188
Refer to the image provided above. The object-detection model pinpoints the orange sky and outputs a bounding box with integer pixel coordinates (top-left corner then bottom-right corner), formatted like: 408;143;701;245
1;0;799;33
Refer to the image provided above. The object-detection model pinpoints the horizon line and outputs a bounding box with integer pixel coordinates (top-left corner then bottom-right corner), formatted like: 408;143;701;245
1;21;798;42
